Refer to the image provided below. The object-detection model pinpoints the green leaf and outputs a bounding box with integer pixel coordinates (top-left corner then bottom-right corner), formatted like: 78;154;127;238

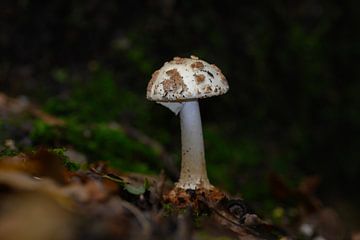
124;183;146;195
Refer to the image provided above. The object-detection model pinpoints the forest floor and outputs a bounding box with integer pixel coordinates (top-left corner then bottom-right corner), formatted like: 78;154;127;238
0;92;356;240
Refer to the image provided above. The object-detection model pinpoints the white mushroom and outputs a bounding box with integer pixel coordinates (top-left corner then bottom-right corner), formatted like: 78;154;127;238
147;55;229;190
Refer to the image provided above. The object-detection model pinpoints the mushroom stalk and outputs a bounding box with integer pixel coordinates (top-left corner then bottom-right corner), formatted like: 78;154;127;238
176;100;212;190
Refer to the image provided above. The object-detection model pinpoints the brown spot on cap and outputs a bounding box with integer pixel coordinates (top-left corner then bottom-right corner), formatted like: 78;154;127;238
191;61;204;69
147;70;160;95
220;75;226;82
162;69;188;94
204;85;213;94
170;57;186;64
194;74;205;84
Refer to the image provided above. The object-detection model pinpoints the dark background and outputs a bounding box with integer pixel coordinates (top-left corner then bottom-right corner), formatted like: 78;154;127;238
1;0;359;227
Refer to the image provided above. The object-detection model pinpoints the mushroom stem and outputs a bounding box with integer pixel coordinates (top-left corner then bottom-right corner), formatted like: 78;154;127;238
176;100;213;190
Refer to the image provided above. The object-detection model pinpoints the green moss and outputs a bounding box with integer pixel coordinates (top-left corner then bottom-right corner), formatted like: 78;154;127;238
30;119;160;174
0;148;19;157
50;147;81;171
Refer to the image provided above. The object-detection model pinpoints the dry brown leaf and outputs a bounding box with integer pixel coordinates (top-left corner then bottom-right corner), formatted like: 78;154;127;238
0;193;75;240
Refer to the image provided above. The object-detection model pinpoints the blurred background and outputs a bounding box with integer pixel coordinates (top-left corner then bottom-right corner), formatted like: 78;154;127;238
1;0;359;230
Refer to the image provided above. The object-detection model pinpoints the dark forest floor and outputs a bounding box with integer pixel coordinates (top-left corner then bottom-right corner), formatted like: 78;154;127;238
0;92;356;240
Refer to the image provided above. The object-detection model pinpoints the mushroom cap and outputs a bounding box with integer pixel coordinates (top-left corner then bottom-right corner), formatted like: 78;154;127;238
146;56;229;102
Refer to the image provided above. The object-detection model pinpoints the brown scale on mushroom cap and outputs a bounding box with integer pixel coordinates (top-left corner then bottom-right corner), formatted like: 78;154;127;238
194;74;205;84
191;61;205;69
170;57;187;64
147;70;160;95
204;85;213;94
162;69;188;94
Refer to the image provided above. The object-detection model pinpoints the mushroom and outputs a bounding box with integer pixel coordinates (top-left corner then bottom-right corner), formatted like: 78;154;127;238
146;55;229;191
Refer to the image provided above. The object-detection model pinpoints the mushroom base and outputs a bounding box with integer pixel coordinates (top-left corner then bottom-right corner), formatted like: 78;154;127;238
175;178;213;190
163;186;226;210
